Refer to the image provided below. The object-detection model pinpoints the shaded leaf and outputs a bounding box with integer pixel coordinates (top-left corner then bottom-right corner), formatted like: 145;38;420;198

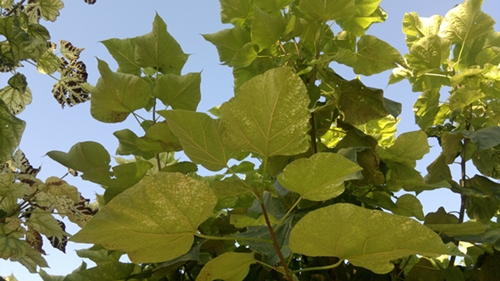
91;59;151;123
203;27;252;65
426;221;488;237
197;252;257;281
136;122;182;154
220;0;252;26
161;110;238;171
154;72;201;111
0;85;32;115
290;203;456;274
220;67;310;157
463;126;500;150
71;173;217;263
251;5;285;50
392;194;425;220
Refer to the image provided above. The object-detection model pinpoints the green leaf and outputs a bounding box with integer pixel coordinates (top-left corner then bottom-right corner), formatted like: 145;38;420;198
71;172;217;263
338;1;387;36
134;13;188;74
220;0;252;26
463;126;500;150
0;16;47;62
278;153;362;201
230;42;259;67
405;35;451;75
202;27;252;65
91;59;152;123
0;0;13;8
289;203;455;274
441;131;463;164
425;154;452;184
161;161;198;174
402;12;443;47
251;5;285;51
46;141;111;177
212;179;255;209
438;0;495;46
254;0;294;12
298;0;356;22
220;67;310;157
76;245;123;265
38;0;64;21
392;194;425;220
379;130;430;166
36;51;60;74
479;250;500;280
103;161;153;202
77;262;137;281
154;72;201;111
161;110;238;171
426;221;488;237
113;129;143;156
414;87;440;130
8;72;27;92
0;235;48;273
26;210;69;238
136;122;182;154
101;38;141;75
340;35;404;75
0;85;32;115
465;175;500;222
424;207;458;224
197;252;257;281
0;100;25;163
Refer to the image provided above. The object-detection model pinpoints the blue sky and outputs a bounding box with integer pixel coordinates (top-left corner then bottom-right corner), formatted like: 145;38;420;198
1;0;500;279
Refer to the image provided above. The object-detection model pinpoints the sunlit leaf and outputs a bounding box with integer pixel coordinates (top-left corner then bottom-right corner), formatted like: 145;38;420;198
134;13;188;74
161;110;238;171
91;59;151;123
298;0;355;21
338;0;387;36
405;35;451;75
379;130;430;166
136;122;182;154
290;203;456;274
220;67;310;157
438;0;495;46
154;72;201;111
278;153;362;201
0;85;32;115
38;0;64;21
414;87;440;130
197;252;257;281
71;173;217;263
36;51;60;74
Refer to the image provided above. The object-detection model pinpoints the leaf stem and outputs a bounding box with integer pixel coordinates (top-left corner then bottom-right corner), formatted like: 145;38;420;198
291;258;343;274
194;233;272;244
275;197;302;229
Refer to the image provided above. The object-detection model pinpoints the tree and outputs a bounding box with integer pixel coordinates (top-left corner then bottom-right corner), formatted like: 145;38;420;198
1;0;500;280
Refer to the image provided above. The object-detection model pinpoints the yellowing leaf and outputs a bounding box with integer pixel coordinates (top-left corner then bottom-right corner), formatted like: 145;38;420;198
39;0;64;21
278;153;362;201
290;203;455;274
197;252;257;281
161;110;238;171
220;67;310;157
71;173;217;263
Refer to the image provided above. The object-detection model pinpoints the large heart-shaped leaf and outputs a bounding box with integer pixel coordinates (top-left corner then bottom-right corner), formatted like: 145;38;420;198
278;153;362;201
71;172;217;263
290;203;456;274
219;67;310;157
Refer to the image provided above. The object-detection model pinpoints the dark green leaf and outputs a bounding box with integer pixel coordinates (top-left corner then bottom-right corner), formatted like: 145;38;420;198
0;100;25;162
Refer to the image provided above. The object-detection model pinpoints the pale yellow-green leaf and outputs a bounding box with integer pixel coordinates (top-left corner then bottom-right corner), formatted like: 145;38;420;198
0;235;48;273
0;0;14;8
220;67;310;157
426;221;488;237
161;110;238;171
378;130;430;166
26;210;69;238
39;0;64;21
44;176;80;202
197;252;257;281
290;203;455;274
278;153;362;201
0;85;32;115
392;194;425;221
36;51;60;74
71;173;217;263
5;274;18;281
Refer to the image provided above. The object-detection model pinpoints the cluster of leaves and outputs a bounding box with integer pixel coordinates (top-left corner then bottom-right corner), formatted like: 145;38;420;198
0;0;97;280
2;0;500;280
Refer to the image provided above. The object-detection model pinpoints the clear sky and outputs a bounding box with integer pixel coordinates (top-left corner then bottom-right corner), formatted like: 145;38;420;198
1;0;499;279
